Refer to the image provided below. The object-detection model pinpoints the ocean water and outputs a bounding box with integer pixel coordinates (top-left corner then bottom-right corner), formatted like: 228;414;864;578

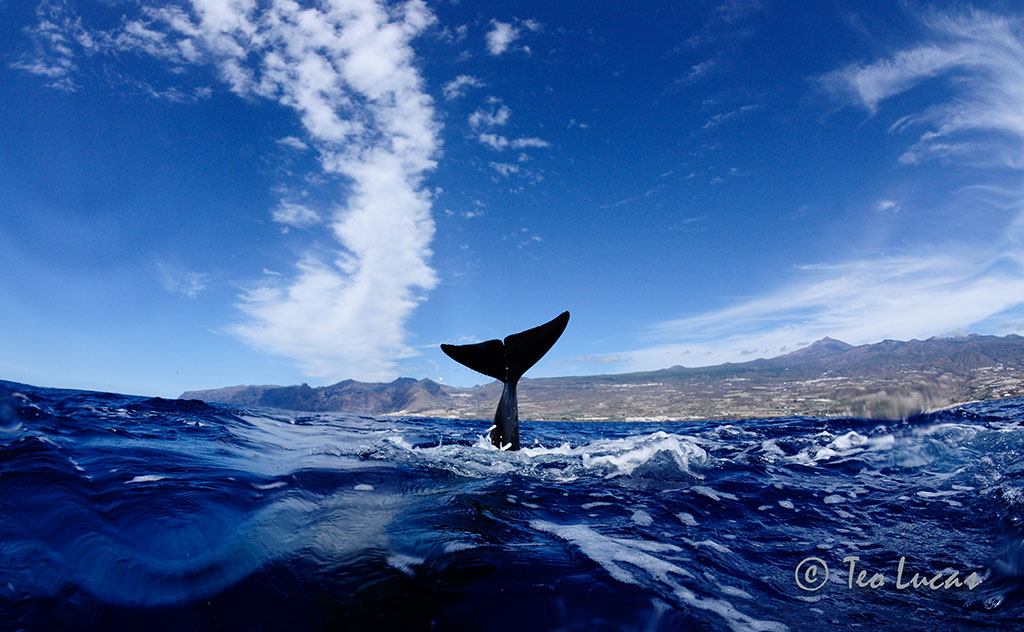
2;380;1024;631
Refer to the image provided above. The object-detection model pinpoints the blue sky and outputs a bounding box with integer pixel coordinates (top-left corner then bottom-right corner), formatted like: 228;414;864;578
3;0;1024;397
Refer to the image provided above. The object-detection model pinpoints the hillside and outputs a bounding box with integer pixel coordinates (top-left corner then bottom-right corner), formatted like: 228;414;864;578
181;334;1024;420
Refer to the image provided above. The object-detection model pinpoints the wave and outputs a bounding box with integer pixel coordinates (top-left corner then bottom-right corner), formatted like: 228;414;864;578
3;380;1024;630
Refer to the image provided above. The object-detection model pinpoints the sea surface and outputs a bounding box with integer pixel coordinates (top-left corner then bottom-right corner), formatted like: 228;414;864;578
2;379;1024;631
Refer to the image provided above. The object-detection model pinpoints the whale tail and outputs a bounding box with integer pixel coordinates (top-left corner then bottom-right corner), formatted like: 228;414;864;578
441;311;570;385
441;311;569;450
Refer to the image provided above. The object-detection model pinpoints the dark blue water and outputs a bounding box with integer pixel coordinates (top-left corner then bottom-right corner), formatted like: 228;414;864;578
2;379;1024;631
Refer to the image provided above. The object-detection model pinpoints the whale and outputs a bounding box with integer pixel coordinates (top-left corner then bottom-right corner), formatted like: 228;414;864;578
441;311;570;450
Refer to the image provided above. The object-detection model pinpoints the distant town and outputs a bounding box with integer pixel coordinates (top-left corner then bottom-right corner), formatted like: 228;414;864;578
182;334;1024;421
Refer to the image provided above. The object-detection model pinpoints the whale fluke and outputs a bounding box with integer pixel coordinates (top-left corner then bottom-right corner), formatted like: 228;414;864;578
441;311;569;450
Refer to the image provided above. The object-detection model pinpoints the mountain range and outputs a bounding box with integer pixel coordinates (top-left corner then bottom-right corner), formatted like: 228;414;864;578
180;334;1024;420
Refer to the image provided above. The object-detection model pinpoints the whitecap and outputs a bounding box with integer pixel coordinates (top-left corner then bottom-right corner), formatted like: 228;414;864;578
691;486;738;502
916;489;959;498
127;475;165;484
632;509;654;526
386;552;424;576
677;512;699;526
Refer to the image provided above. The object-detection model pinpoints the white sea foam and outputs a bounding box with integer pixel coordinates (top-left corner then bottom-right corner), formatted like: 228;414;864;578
127;475;165;484
831;431;868;451
677;512;699;526
386;552;425;576
684;538;732;554
531;520;786;632
719;585;754;599
579;432;709;479
387;431;709;481
813;448;838;461
632;509;654;526
442;541;478;553
691;486;738;502
760;440;784;459
916;489;959;498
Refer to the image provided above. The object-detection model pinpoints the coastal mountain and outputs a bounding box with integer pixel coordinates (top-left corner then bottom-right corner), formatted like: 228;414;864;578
180;378;448;416
181;334;1024;420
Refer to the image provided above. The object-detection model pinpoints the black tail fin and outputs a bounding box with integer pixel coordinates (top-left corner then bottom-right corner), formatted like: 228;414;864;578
503;311;570;383
439;338;506;382
441;311;570;384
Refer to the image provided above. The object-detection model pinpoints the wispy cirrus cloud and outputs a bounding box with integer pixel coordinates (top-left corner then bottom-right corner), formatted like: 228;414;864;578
271;202;321;231
701;104;758;131
674;58;718;88
619;250;1024;370
442;74;483;100
17;0;442;381
875;199;900;213
823;10;1024;168
157;259;209;299
489;162;519;177
10;1;86;91
823;46;963;113
276;136;308;151
624;9;1024;371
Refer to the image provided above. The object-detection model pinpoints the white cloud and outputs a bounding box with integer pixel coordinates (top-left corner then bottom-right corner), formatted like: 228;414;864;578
489;162;519;177
571;354;623;364
823;46;963;113
521;18;543;33
875;199;899;213
222;1;440;381
437;24;468;45
823;11;1024;169
10;1;85;91
469;103;510;128
620;251;1024;370
511;137;549;149
271;202;320;229
130;80;212;103
701;104;758;130
19;0;443;381
467;96;549;156
157;259;209;298
486;20;518;55
478;133;550;152
442;74;483;100
478;132;508;150
276;135;308;150
677;58;718;86
623;10;1024;372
